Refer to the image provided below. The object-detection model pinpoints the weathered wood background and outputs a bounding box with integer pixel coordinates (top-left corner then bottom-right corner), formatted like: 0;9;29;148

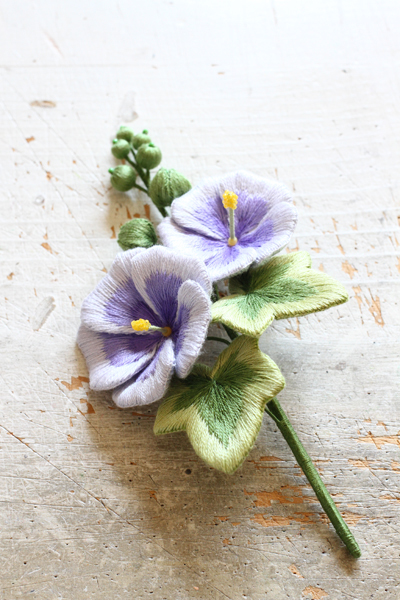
1;1;400;598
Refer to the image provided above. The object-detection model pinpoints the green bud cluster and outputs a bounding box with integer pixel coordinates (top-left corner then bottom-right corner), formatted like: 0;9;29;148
108;124;192;227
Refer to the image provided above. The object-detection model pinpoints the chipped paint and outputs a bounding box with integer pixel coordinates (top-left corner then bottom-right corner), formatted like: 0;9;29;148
61;376;90;391
302;586;328;600
358;432;400;449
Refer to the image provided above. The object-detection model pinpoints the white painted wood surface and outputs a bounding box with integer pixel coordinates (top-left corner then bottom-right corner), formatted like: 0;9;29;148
1;1;400;598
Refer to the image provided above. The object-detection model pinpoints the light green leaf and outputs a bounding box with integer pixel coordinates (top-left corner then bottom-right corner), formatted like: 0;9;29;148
211;251;349;337
154;336;285;474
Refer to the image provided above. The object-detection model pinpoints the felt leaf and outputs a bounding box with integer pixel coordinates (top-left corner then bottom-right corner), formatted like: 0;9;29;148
154;336;285;474
211;251;349;337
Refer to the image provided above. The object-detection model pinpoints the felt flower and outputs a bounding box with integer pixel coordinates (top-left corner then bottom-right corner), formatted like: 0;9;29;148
158;170;297;281
77;246;212;407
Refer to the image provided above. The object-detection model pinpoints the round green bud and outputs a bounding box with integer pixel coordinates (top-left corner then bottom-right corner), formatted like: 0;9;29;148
136;143;162;170
149;168;192;209
132;129;152;149
116;126;134;143
109;165;137;192
118;218;157;251
111;139;130;159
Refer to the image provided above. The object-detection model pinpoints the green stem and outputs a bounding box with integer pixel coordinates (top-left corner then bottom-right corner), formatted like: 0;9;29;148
127;150;150;190
265;397;361;558
132;182;149;194
222;323;239;340
206;336;231;346
211;283;219;304
157;205;168;218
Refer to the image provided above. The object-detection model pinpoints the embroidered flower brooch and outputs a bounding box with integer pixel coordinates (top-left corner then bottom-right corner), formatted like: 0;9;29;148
77;125;361;557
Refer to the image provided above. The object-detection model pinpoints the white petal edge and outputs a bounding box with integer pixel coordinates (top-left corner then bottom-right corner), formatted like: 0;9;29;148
129;246;212;316
81;248;145;334
77;325;157;391
174;280;211;378
112;337;175;407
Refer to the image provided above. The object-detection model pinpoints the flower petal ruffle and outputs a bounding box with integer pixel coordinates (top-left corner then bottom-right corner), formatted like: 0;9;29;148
77;324;160;391
112;337;175;407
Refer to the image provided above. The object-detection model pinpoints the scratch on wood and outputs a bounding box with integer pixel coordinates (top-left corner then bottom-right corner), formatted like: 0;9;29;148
32;296;55;330
286;317;301;339
252;513;314;527
358;432;400;449
30;100;57;108
365;291;384;327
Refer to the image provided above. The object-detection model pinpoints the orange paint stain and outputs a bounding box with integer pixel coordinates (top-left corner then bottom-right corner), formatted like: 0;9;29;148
311;240;320;253
302;586;328;600
110;226;116;239
252;512;314;527
289;564;304;579
80;399;95;414
7;272;14;280
358;432;400;449
348;458;371;470
245;485;311;508
41;242;54;254
366;292;384;327
126;207;132;219
318;263;324;272
26;136;35;143
67;434;74;442
286;317;301;339
61;376;89;391
222;538;231;545
342;260;357;279
144;204;151;220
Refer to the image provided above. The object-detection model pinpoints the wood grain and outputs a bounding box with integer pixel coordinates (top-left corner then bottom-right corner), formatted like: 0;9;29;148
1;1;399;598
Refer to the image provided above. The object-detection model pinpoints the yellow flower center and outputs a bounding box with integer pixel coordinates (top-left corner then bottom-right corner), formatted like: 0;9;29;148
222;190;238;246
131;318;150;331
131;319;172;337
222;190;238;209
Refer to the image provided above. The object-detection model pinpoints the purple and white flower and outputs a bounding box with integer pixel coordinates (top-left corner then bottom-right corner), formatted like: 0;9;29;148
158;171;297;282
77;246;212;407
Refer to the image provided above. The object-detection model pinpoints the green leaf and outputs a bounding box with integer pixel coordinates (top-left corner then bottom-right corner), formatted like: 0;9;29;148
211;251;349;337
154;336;285;474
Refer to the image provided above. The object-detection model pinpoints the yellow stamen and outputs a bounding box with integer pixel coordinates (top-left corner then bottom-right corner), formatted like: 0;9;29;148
222;190;238;246
222;190;238;209
131;319;172;337
131;318;150;331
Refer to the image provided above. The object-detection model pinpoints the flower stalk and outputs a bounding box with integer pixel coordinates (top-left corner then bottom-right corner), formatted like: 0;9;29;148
265;396;361;558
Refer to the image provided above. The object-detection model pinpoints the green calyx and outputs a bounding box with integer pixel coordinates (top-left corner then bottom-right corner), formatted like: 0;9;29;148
132;129;152;149
117;218;157;251
111;139;130;159
116;125;134;143
211;251;349;337
149;168;192;210
154;336;285;474
136;143;162;170
109;165;137;192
